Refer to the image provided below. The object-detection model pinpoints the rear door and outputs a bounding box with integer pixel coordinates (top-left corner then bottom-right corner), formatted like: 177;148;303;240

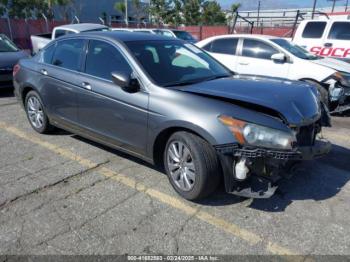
38;38;86;126
295;21;328;56
324;21;350;61
236;38;290;78
202;37;239;71
77;39;149;155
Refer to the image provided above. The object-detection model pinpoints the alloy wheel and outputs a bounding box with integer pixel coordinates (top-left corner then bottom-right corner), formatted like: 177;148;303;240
27;96;44;129
167;141;196;192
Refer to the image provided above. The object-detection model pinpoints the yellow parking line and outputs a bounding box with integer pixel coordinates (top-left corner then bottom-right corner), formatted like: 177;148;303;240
0;121;298;255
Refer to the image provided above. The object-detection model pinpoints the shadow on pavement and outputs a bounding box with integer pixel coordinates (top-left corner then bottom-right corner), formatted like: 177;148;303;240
0;87;15;98
247;144;350;212
69;133;350;211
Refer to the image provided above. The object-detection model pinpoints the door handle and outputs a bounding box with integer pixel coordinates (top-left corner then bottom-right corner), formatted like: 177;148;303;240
40;69;48;75
239;62;249;66
81;82;92;90
324;43;333;47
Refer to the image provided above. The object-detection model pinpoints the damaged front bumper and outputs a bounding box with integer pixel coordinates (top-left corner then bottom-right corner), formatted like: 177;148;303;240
326;81;350;113
215;139;332;198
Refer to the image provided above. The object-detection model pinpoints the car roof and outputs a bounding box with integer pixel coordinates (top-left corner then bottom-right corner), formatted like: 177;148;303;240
211;34;280;40
56;23;108;31
62;31;177;42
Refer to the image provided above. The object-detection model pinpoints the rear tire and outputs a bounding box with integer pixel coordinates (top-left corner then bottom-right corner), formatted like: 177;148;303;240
25;90;53;134
164;131;220;200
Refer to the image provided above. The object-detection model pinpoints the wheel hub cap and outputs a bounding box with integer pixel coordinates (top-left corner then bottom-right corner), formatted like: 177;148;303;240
27;96;44;129
167;141;196;192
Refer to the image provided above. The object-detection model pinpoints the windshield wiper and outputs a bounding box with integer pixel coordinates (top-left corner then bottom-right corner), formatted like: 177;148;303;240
163;74;230;87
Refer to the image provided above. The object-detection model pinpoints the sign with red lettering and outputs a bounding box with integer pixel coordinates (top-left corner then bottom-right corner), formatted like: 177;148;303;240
310;46;350;58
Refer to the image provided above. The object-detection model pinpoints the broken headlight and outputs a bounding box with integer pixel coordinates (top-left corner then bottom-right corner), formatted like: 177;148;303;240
331;72;350;88
218;115;296;150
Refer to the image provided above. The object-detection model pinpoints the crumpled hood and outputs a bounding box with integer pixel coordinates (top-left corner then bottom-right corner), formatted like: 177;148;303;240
180;75;321;126
0;50;29;68
311;57;350;73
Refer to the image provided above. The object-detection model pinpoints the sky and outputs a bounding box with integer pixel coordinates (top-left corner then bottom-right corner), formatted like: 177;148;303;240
218;0;348;10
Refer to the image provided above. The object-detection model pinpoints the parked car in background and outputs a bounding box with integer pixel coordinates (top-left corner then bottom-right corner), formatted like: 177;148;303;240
14;32;331;200
197;34;350;113
293;18;350;63
31;23;109;54
111;28;197;43
0;34;29;89
152;29;198;43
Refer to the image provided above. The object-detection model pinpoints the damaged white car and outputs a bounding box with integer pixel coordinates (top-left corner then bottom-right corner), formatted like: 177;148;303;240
197;35;350;113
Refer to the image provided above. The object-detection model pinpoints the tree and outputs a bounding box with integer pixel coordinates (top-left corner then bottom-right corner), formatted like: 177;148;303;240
181;0;203;25
201;1;226;25
167;0;183;26
148;0;172;25
114;1;126;18
0;0;8;17
227;3;241;24
0;0;73;19
131;0;148;25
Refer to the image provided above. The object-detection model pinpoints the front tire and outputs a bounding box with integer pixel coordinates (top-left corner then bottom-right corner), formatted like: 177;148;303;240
164;131;220;200
25;90;53;134
304;80;330;108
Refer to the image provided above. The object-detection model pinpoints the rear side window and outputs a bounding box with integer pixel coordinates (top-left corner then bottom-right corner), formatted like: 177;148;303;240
328;22;350;40
54;29;74;39
42;44;55;64
85;40;132;81
302;22;327;39
204;38;238;55
52;39;84;71
242;39;279;60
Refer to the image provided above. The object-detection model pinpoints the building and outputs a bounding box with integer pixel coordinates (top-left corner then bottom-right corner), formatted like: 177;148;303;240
53;0;150;25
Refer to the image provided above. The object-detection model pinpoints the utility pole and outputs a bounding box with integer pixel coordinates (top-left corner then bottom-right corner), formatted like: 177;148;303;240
125;0;129;26
327;0;342;13
257;1;261;28
346;0;349;12
312;0;317;19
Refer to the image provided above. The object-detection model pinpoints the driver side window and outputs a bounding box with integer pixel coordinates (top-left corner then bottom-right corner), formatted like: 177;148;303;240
85;40;132;81
242;39;279;60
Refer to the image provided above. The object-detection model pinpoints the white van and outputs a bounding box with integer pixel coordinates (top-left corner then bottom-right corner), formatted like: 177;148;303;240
293;19;350;63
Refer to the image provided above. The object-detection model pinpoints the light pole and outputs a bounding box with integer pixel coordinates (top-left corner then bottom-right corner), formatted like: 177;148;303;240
312;0;317;19
125;0;129;26
257;1;261;28
346;0;349;11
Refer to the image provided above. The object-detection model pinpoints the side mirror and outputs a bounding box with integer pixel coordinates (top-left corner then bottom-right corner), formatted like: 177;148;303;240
271;53;286;63
111;71;140;93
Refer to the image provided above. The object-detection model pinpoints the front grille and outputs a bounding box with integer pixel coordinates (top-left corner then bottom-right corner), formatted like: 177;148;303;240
296;124;316;146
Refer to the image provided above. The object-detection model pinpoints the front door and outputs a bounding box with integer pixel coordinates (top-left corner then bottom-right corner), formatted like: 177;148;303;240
236;38;290;79
77;40;149;155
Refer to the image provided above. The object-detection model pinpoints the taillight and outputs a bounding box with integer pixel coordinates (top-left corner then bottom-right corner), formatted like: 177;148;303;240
13;64;20;77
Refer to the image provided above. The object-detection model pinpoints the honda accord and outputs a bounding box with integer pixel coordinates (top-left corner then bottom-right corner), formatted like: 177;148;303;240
13;32;331;200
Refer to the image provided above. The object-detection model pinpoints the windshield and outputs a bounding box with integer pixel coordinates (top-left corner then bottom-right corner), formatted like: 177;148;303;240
125;40;231;87
0;34;19;52
173;31;196;41
271;38;320;60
